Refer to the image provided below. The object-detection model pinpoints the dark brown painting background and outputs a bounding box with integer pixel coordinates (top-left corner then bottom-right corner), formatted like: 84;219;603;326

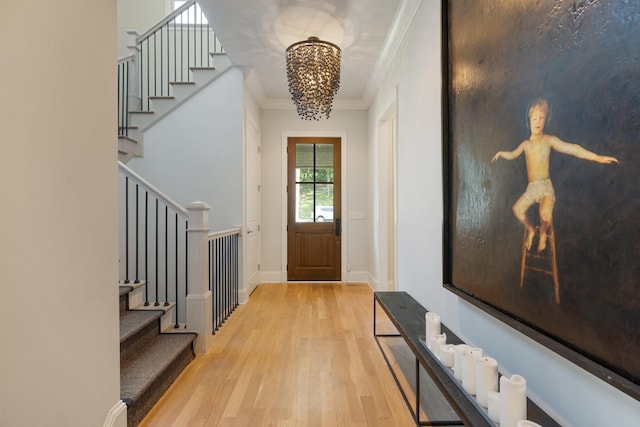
445;1;640;387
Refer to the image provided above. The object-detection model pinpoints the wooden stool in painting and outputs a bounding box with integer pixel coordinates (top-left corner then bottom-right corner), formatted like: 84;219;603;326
520;224;560;304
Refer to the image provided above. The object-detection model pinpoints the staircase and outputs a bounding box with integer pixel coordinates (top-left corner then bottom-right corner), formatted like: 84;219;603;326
118;53;232;163
117;0;231;164
119;284;197;427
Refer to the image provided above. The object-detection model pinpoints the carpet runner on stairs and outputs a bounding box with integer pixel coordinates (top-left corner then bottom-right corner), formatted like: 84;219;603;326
119;286;196;427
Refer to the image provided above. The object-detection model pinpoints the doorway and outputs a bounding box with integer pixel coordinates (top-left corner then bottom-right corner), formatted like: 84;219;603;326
287;137;341;281
378;115;396;291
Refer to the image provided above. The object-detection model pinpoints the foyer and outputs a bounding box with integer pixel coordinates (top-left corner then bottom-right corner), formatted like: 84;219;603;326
138;283;458;426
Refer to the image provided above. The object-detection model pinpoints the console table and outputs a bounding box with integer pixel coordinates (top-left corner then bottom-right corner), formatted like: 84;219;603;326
373;291;560;427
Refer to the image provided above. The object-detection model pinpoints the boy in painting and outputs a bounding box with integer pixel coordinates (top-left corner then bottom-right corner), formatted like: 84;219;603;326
491;97;619;252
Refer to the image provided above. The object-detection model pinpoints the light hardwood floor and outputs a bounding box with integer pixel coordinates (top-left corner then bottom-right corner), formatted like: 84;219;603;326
139;283;452;427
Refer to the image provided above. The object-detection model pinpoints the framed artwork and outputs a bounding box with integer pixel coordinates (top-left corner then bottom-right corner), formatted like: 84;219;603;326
442;0;640;399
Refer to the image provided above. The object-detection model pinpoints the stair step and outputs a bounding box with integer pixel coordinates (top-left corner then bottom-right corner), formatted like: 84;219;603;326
148;96;177;116
129;110;155;130
120;310;164;363
119;286;134;312
168;81;196;101
121;333;196;427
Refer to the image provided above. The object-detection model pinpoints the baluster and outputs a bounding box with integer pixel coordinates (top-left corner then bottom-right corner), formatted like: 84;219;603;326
174;213;179;327
124;176;130;284
154;198;159;306
184;220;188;329
233;233;238;310
225;235;230;321
134;184;140;283
173;18;177;89
144;192;150;306
164;205;169;306
124;60;129;136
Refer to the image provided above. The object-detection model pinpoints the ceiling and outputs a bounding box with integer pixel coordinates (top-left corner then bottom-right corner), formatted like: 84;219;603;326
199;0;412;109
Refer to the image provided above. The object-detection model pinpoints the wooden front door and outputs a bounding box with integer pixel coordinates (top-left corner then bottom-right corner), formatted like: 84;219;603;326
287;137;341;281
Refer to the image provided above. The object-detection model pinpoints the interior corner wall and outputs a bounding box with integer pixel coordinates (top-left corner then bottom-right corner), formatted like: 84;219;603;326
259;109;369;282
1;1;121;426
128;68;244;233
117;0;170;57
368;1;640;425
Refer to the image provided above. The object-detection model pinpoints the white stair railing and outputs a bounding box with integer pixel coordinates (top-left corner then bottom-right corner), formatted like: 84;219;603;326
118;162;239;353
117;0;224;136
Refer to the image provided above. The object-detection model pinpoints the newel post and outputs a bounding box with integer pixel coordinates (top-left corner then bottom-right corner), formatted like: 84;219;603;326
186;201;213;354
126;30;141;111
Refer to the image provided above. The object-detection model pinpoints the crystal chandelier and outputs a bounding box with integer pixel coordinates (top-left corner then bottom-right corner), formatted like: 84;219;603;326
286;37;341;120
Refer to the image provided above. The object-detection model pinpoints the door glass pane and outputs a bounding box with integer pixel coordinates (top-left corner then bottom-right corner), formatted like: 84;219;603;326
296;144;314;182
294;143;335;223
295;183;314;222
315;184;334;222
315;144;334;182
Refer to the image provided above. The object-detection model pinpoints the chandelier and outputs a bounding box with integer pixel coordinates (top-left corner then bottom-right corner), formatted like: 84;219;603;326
286;37;341;120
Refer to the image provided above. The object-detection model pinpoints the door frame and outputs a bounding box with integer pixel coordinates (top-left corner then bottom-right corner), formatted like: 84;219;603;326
281;131;348;282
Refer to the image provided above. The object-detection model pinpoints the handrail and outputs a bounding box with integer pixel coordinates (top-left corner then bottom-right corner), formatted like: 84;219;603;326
137;0;198;43
118;53;136;65
118;161;188;217
209;227;241;240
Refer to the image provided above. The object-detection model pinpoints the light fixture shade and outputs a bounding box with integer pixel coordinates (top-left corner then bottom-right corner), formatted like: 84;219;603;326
286;37;341;120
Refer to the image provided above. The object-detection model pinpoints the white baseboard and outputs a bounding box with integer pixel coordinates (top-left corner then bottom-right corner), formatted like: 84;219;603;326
344;270;370;284
103;400;127;427
239;281;259;304
260;270;372;286
260;271;285;283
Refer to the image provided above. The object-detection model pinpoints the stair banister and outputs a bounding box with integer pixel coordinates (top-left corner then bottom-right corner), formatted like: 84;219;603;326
136;0;200;43
118;161;188;218
186;201;214;353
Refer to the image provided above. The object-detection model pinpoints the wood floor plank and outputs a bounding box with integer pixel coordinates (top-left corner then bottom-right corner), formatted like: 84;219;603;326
138;283;422;426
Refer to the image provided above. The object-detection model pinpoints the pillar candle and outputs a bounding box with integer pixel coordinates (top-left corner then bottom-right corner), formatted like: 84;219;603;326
429;332;447;355
462;347;483;395
453;344;470;381
487;390;500;423
425;312;441;348
517;421;542;427
500;374;527;427
475;356;498;408
439;344;455;367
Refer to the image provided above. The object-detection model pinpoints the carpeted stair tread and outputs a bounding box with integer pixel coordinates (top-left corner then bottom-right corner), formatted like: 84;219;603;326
119;285;134;298
120;333;196;403
120;310;163;343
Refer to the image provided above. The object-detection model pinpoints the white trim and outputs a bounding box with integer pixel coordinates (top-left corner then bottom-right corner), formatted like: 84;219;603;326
261;271;286;283
118;161;188;217
281;131;348;282
362;0;425;106
103;400;127;427
344;270;370;284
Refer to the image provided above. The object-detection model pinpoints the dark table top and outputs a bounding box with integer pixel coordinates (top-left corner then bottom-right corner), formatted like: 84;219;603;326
374;291;560;427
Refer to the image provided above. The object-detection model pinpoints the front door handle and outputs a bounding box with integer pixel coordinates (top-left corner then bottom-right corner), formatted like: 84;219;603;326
335;218;341;237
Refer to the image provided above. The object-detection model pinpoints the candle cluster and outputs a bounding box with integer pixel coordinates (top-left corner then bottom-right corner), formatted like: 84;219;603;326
424;312;542;427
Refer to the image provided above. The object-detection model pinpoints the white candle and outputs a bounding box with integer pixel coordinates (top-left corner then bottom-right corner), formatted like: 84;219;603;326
517;421;542;427
487;390;500;423
475;356;498;408
439;344;455;367
429;332;447;355
425;312;441;347
500;374;527;427
462;347;483;395
453;344;470;381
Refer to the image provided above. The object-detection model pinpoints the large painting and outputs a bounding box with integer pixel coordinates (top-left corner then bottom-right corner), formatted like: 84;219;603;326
442;0;640;398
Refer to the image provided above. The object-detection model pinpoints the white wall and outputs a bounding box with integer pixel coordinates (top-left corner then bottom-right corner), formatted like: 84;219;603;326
367;1;640;425
260;109;369;282
1;1;122;426
129;68;244;233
